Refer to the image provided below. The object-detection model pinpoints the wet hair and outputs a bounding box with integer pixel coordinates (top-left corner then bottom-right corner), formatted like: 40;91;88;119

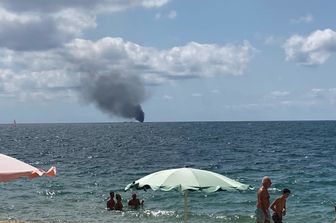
116;193;121;200
110;191;114;196
282;188;291;194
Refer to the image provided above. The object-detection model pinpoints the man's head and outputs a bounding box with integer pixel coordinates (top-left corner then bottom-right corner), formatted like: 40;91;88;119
282;188;291;198
262;176;272;188
110;191;114;197
116;193;121;200
132;193;137;199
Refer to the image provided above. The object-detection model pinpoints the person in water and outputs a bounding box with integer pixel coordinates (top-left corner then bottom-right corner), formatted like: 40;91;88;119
270;188;291;223
106;191;115;210
115;193;123;211
256;176;272;223
128;193;144;208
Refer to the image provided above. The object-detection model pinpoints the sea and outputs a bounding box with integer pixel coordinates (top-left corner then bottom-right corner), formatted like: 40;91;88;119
1;121;336;223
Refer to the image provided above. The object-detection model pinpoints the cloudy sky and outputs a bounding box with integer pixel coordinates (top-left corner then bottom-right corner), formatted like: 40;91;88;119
1;0;336;123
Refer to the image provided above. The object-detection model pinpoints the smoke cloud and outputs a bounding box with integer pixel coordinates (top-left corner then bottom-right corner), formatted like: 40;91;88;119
81;71;146;122
0;36;255;122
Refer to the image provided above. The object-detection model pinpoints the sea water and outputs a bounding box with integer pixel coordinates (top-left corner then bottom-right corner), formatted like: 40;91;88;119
0;121;336;223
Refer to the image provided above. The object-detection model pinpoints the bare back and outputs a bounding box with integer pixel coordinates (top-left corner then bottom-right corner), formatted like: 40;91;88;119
271;197;286;215
128;198;140;207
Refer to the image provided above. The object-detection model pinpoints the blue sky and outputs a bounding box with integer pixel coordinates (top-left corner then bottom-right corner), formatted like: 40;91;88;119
1;0;336;123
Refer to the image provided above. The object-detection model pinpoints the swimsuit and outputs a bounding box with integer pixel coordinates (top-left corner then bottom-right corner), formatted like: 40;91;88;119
272;213;283;223
255;208;270;222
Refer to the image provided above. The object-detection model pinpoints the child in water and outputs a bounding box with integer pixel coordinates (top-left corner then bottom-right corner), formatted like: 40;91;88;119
270;188;291;223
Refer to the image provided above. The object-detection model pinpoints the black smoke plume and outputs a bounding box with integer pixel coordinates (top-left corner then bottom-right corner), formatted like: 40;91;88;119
81;71;146;122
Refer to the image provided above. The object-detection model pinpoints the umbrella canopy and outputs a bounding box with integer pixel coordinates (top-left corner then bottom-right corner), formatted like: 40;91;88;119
125;167;250;223
0;153;56;182
125;167;249;192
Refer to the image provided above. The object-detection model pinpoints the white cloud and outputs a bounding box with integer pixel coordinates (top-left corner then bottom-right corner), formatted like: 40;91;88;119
284;29;336;65
142;0;170;8
290;14;314;24
157;41;255;78
309;88;336;103
0;37;255;102
0;7;96;51
0;0;169;13
65;37;255;80
220;88;336;119
273;88;336;107
167;10;177;19
0;0;169;51
155;10;177;20
0;45;80;101
270;90;290;98
0;65;77;101
0;0;256;118
280;100;316;107
163;94;173;100
264;36;284;46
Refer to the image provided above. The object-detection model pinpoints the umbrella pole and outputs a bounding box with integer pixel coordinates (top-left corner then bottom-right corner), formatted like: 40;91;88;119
184;190;188;223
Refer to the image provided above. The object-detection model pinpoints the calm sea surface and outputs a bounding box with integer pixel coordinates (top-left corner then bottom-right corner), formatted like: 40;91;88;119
1;121;336;223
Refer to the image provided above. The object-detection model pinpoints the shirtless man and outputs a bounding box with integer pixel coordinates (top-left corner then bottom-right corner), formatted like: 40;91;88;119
270;188;291;223
128;193;144;208
106;191;115;210
256;176;272;223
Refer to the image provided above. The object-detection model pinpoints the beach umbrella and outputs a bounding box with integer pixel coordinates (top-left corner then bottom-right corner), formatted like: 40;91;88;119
125;167;249;223
0;153;56;183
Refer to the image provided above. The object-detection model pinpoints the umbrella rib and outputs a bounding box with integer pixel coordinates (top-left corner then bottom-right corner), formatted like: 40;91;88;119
188;168;202;189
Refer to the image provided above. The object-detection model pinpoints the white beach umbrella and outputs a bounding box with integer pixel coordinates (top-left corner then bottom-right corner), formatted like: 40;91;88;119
125;167;249;223
0;153;56;183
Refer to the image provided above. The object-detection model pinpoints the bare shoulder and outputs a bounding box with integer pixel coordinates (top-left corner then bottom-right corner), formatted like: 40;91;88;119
258;187;267;196
257;187;264;194
272;197;281;204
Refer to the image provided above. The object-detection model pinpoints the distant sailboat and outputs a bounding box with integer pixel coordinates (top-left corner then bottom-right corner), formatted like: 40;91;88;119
13;119;16;128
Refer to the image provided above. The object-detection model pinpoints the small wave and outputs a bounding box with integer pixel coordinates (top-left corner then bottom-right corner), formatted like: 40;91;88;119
142;210;176;218
123;209;177;219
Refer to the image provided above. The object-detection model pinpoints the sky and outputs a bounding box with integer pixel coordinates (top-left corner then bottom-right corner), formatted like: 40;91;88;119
1;0;336;123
